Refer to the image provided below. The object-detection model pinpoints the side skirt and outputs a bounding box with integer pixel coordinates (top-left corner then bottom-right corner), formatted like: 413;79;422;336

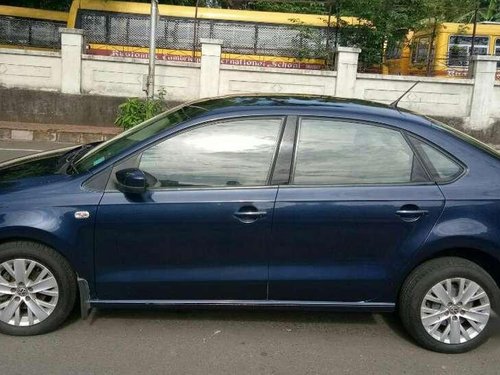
89;299;395;312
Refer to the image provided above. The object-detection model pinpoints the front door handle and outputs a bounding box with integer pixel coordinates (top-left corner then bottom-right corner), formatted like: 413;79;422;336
233;207;267;223
396;207;429;222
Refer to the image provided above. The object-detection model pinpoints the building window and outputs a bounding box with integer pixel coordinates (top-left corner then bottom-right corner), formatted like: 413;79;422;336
496;38;500;68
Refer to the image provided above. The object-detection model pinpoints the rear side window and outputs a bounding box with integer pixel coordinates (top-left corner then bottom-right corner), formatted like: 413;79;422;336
410;137;463;182
292;118;428;185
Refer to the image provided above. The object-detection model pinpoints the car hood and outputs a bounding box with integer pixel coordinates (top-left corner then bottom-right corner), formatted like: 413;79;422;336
0;145;81;191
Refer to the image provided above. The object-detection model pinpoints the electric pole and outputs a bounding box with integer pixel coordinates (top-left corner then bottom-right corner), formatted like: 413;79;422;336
147;0;158;99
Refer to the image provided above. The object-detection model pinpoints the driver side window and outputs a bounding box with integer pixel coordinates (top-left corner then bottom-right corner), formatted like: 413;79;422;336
139;117;283;188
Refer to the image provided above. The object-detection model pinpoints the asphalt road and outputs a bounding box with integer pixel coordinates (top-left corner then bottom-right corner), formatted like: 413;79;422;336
1;139;500;375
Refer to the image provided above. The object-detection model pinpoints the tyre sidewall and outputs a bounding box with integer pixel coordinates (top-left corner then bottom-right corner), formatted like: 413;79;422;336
0;242;76;336
405;263;498;353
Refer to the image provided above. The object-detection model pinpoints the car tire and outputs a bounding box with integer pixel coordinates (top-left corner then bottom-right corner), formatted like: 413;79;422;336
0;241;77;336
399;256;498;353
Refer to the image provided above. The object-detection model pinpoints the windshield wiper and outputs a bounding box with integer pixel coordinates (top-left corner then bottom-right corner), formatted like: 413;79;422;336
61;143;99;174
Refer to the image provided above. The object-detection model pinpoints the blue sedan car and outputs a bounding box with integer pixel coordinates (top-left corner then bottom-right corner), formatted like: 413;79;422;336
0;95;499;353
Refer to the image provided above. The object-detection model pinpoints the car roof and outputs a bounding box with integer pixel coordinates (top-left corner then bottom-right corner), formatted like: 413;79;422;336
183;94;427;125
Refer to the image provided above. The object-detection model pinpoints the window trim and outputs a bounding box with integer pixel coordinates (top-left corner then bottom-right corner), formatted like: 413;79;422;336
106;115;286;192
412;36;431;65
265;116;287;185
401;130;433;182
270;115;297;185
288;116;434;188
407;133;467;185
495;37;500;68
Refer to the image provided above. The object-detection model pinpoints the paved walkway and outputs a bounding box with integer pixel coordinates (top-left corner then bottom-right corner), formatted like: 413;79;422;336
0;121;120;144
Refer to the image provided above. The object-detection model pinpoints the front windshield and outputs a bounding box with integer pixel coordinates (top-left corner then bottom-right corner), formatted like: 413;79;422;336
73;103;207;173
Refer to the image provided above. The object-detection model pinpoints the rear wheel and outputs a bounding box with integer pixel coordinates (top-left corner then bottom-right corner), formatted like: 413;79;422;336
0;241;76;335
399;257;498;353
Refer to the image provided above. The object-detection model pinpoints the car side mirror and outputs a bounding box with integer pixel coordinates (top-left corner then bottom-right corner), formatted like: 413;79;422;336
115;168;155;194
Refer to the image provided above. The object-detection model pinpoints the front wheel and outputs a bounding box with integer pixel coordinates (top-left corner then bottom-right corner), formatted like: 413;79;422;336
399;257;498;353
0;241;77;335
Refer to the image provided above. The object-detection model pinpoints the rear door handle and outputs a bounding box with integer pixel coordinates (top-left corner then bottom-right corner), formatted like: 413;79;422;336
396;208;429;222
396;209;429;216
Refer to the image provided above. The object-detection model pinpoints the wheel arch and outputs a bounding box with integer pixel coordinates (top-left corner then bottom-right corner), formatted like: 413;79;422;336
0;230;80;276
397;246;500;302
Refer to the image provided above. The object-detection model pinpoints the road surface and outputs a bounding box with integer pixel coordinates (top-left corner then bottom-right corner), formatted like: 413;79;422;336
0;140;76;163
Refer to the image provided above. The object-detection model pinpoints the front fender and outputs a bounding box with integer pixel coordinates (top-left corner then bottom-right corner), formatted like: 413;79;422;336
0;205;98;296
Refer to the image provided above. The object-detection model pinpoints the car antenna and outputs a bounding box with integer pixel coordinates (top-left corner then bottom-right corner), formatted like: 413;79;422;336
389;81;419;109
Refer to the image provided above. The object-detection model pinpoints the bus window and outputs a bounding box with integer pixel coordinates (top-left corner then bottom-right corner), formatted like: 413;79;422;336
448;35;489;67
128;16;150;47
109;15;129;45
386;42;403;60
412;37;429;64
0;16;30;45
157;18;196;50
0;15;64;49
31;20;61;47
77;12;107;43
256;24;300;56
212;21;256;54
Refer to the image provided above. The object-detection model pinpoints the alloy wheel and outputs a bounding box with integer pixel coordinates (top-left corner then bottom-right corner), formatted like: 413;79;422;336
420;277;490;344
0;258;59;326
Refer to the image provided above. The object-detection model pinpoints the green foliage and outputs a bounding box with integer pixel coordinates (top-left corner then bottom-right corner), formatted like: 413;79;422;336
0;0;72;11
115;91;166;130
342;25;387;71
244;1;327;14
456;0;500;22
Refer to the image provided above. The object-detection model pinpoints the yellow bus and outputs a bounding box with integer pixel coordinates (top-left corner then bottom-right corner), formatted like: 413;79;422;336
67;0;365;70
390;22;500;78
0;5;68;50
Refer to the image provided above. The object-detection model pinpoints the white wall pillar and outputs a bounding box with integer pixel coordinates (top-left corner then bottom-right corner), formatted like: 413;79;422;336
199;38;223;98
467;55;500;130
60;28;84;94
334;46;361;98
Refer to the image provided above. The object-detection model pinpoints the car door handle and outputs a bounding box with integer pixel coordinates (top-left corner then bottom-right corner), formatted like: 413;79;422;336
396;208;429;222
233;208;267;223
396;209;429;216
